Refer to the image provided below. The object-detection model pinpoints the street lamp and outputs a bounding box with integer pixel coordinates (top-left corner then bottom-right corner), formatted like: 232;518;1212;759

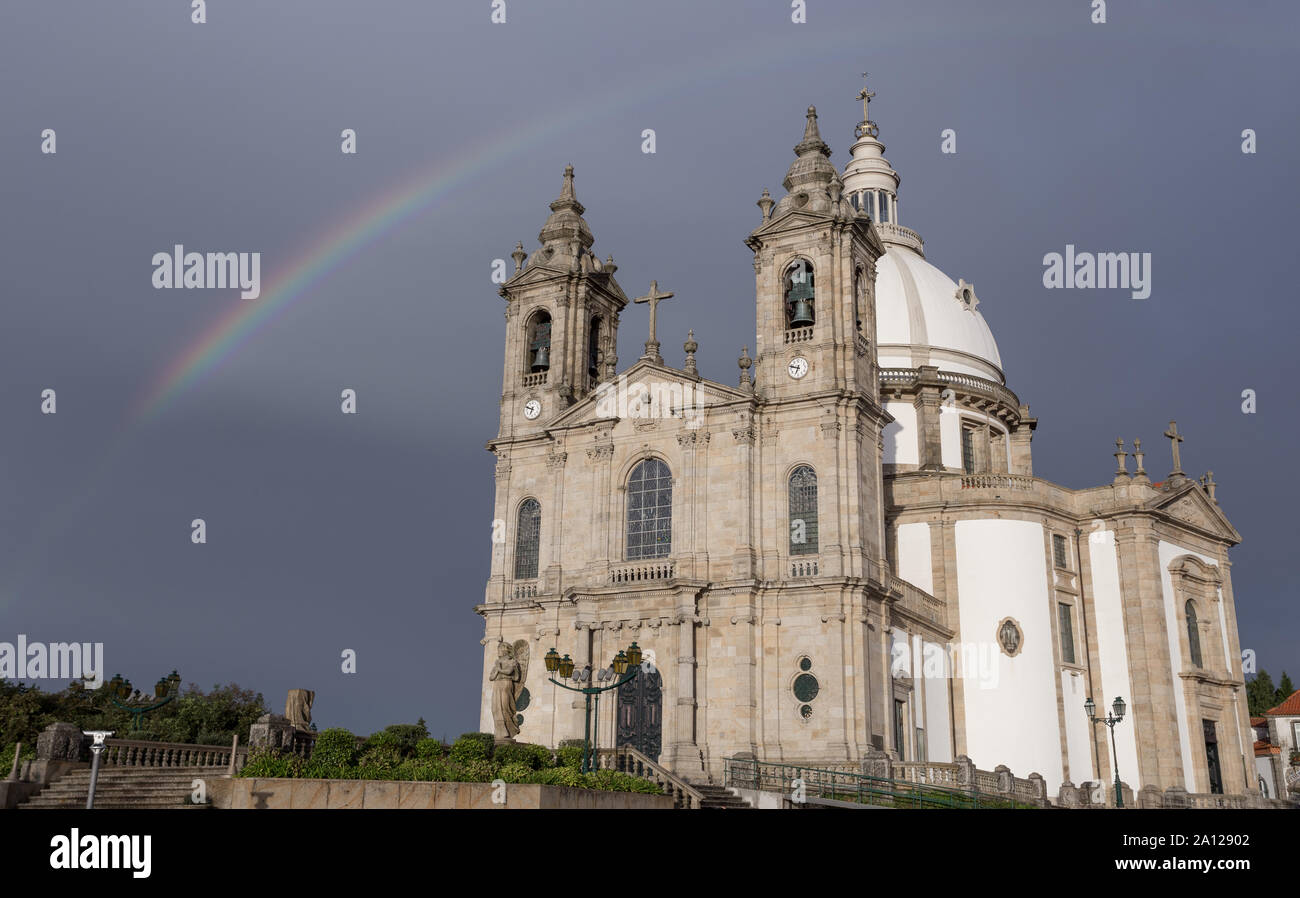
1086;695;1128;808
75;670;183;732
547;645;642;773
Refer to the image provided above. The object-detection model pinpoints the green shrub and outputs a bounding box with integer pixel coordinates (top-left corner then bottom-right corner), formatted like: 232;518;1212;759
527;766;584;788
238;748;301;779
584;769;662;794
415;738;447;761
449;732;494;764
556;742;585;770
368;722;429;758
496;762;534;784
493;741;552;770
447;758;495;783
304;727;359;778
396;758;448;781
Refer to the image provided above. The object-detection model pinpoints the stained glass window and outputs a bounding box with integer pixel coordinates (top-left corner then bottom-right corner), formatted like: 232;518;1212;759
514;498;541;579
789;465;818;556
626;459;672;560
1186;600;1203;668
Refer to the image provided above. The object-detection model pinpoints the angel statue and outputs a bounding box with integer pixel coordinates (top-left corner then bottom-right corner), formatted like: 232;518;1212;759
488;639;529;743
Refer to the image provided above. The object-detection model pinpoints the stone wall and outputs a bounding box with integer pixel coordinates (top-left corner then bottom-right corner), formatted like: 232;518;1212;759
204;777;673;810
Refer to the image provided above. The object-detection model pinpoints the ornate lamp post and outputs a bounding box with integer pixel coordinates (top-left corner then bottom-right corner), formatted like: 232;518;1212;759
545;643;643;773
72;670;182;732
1085;695;1127;808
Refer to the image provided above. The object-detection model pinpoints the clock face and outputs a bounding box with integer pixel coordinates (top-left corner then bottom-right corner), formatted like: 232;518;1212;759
523;399;541;420
787;357;809;379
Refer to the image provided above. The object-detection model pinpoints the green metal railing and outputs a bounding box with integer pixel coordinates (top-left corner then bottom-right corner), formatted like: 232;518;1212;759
723;757;1039;809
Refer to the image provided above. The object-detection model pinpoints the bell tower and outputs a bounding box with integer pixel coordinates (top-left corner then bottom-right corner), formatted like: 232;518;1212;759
496;165;628;439
744;106;884;401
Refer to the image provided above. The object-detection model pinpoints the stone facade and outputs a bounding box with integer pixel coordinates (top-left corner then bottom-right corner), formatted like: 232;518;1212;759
475;92;1258;800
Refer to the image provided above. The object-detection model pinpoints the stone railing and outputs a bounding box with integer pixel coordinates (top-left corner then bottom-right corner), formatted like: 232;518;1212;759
1135;785;1296;809
876;368;1020;418
886;573;944;625
783;325;814;345
522;371;548;387
789;558;819;578
610;560;675;584
595;746;704;809
725;753;1048;808
874;222;924;253
100;738;247;770
961;473;1034;491
512;581;538;599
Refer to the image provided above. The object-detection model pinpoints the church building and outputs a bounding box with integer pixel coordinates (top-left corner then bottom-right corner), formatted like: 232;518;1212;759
476;84;1257;802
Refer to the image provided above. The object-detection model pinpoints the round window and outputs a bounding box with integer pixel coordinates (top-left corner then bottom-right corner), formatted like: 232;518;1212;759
793;673;820;703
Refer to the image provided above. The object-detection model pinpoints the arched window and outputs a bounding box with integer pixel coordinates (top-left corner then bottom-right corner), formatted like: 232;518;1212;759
525;311;552;373
789;465;818;556
877;191;891;224
588;317;602;379
1186;600;1203;668
626;459;672;560
783;260;815;329
853;268;865;335
514;499;541;579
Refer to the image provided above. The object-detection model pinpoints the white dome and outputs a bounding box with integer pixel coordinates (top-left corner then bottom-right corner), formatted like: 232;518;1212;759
874;244;1003;381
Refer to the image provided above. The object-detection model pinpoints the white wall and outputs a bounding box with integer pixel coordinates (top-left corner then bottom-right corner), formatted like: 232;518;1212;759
1087;530;1141;789
883;401;917;465
940;406;962;468
1060;670;1095;784
1255;755;1278;798
896;522;933;594
954;519;1064;790
924;641;953;762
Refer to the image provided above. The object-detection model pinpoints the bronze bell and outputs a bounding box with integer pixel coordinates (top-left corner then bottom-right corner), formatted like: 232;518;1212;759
531;344;550;371
789;298;814;328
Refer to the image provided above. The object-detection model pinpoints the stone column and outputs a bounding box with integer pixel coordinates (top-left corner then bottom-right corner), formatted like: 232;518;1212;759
913;367;945;471
665;599;706;780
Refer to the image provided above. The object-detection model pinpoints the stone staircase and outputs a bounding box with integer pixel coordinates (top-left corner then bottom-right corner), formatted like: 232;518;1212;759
690;782;752;809
19;767;216;809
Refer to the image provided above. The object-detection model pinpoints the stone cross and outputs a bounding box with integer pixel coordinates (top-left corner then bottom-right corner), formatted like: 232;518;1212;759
857;74;875;122
634;280;674;364
1164;420;1185;476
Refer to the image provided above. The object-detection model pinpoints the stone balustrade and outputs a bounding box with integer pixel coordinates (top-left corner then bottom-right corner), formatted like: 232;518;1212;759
521;371;548;387
610;560;675;584
99;738;246;770
783;325;814;345
789;558;819;578
595;745;703;809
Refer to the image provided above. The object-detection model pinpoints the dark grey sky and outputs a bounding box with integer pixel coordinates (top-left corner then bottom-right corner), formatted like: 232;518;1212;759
2;0;1296;738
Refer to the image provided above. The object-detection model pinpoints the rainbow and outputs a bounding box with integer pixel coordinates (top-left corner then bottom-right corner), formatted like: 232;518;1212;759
125;44;838;422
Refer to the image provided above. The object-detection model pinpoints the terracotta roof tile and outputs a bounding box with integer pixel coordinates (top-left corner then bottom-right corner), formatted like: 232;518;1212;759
1265;689;1300;717
1250;716;1267;726
1254;739;1281;756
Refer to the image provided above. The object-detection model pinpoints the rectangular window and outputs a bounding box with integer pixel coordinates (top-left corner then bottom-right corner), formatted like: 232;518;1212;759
861;191;875;219
961;427;976;474
1052;533;1069;569
1058;602;1076;665
893;699;906;762
915;727;927;763
878;192;891;223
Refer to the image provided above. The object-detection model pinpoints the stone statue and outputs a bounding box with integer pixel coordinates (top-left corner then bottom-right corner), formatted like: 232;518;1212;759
285;689;314;731
488;640;528;743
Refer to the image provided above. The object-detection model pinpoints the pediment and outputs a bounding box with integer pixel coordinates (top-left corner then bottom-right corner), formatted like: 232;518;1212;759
547;360;750;432
1148;484;1240;544
748;209;835;240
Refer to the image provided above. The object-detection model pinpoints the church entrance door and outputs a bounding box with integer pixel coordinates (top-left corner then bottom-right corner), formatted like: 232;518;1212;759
1202;719;1223;795
616;666;663;762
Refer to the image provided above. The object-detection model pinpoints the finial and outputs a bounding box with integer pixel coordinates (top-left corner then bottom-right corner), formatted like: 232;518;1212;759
757;188;774;223
683;330;698;376
1114;438;1130;479
634;281;674;364
604;253;617;276
511;241;526;274
738;346;753;390
561;164;575;197
794;105;830;157
1132;438;1148;481
1204;470;1217;503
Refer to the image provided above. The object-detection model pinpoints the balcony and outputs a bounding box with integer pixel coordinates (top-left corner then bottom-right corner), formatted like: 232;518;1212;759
522;371;548;388
784;325;814;345
610;560;676;584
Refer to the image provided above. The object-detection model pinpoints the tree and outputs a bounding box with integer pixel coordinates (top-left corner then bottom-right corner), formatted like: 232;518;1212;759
1276;671;1296;706
1247;670;1277;716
